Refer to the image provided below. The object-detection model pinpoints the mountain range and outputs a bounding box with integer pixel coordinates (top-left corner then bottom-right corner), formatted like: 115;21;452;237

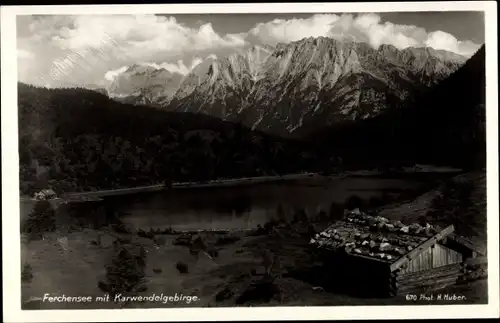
106;37;468;137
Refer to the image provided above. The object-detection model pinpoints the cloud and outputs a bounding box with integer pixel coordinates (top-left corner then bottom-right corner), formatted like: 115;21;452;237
244;13;481;57
104;57;206;83
147;58;204;76
29;15;245;58
18;15;245;87
18;13;481;88
425;30;480;57
104;65;129;82
245;14;339;45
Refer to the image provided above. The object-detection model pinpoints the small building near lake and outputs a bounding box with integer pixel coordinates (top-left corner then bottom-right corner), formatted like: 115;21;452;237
310;209;485;297
34;189;58;200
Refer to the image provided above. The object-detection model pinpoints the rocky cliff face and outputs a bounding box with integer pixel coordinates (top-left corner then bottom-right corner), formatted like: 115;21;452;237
169;45;274;121
106;37;467;137
107;64;183;106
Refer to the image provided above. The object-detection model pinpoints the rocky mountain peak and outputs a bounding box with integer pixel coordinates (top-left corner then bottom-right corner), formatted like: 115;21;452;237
106;63;183;105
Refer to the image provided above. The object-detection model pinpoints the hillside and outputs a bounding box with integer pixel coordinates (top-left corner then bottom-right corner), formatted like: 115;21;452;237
17;83;315;195
378;171;487;252
310;45;486;170
106;38;466;137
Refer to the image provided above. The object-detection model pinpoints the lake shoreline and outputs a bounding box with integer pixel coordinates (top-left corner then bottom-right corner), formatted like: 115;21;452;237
54;173;321;199
23;166;464;201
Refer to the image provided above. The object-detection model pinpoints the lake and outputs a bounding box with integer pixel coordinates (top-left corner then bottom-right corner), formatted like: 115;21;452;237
19;173;458;232
100;175;433;232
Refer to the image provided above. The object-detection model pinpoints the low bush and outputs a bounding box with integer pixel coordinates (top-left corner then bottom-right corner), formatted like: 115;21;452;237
111;222;132;234
345;195;364;210
263;218;279;232
291;209;310;224
137;229;154;239
207;248;219;258
215;287;234;302
235;274;281;305
368;196;384;208
22;200;56;239
153;235;167;246
215;234;241;246
172;234;192;247
176;261;189;274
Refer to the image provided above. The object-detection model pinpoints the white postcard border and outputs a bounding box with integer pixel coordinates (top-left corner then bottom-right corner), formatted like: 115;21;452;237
2;2;498;322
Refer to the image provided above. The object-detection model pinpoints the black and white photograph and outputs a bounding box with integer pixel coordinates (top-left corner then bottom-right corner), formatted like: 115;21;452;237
2;2;499;321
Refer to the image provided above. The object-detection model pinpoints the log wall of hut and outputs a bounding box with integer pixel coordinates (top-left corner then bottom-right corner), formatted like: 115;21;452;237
393;263;462;295
398;243;463;275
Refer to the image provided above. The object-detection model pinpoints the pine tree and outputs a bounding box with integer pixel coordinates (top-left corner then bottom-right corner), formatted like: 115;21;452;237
22;200;56;239
101;244;147;297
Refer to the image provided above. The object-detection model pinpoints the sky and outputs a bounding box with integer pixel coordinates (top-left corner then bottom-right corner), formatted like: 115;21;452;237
16;11;485;88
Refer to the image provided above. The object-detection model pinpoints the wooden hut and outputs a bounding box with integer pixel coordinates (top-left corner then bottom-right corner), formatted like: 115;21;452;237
310;209;485;297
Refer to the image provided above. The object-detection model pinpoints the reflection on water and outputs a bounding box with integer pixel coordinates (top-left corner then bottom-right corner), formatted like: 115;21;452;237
103;177;425;231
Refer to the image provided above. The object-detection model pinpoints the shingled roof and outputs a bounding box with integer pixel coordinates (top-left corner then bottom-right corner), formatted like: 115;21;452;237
309;208;468;271
35;189;57;198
